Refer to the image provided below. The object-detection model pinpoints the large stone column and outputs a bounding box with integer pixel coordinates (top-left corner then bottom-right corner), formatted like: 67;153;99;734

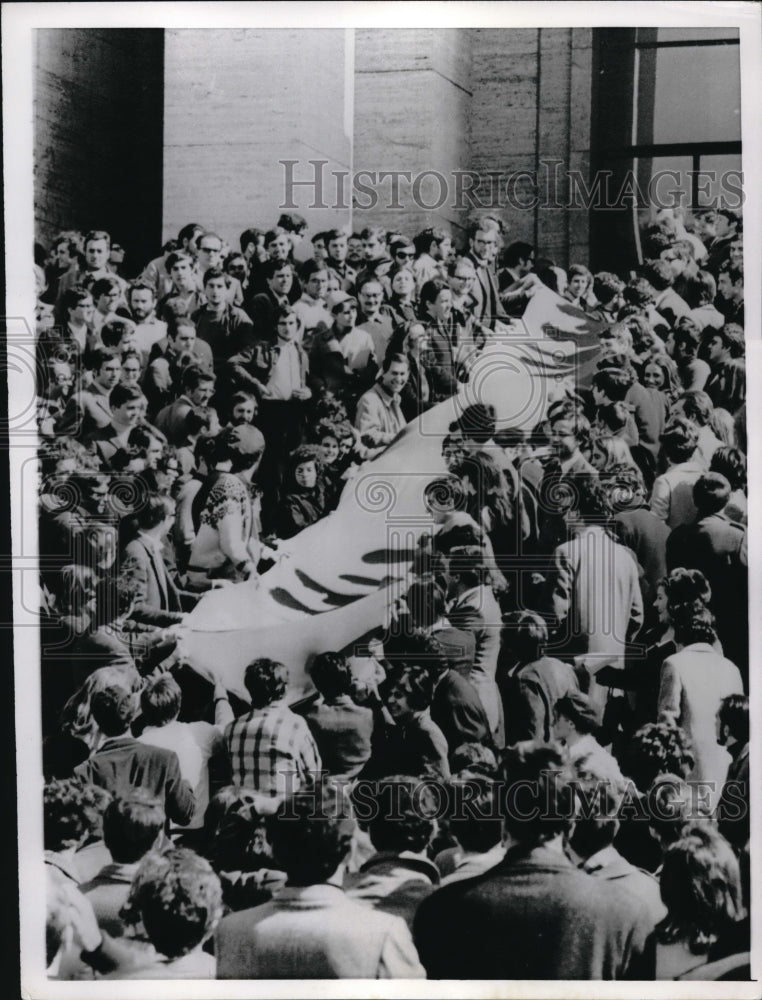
163;28;352;248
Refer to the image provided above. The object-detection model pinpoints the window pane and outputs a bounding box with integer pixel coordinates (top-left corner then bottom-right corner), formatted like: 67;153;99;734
636;156;693;211
655;27;739;43
651;45;741;144
696;154;743;208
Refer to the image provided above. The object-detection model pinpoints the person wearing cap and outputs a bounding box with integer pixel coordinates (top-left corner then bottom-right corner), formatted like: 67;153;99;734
552;692;611;766
186;424;267;586
310;290;378;409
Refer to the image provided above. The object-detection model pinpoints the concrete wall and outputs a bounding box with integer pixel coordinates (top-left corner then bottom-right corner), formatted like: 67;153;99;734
163;28;352;250
34;28;164;273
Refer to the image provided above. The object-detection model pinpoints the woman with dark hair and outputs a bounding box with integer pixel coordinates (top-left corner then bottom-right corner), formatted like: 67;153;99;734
276;444;327;540
656;825;746;978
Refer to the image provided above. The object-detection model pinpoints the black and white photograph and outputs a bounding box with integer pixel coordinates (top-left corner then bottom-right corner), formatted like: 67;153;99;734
6;1;761;994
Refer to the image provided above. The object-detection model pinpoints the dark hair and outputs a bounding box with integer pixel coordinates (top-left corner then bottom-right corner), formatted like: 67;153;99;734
381;351;409;375
423;474;466;516
361;776;438;853
300;260;328;281
178;222;203;245
592;367;634;402
420;277;450;312
448;776;503;853
88;347;119;375
679;390;713;427
571;473;612;521
717;693;749;746
92;275;122;298
90;685;137;736
141;673;182;727
554;695;598;736
672;605;717;647
709;446;746;491
109;382;144;411
716;323;745;359
44;779;107;851
309;652;353;700
452;402;497;444
692;473;731;516
264;257;293;279
102;792;165;863
623;276;656;309
657;824;742;954
134;491;174;531
640;259;673;291
502;610;548;663
122;848;222;958
243;658;289;708
165;250;194;273
593;272;625;305
660;417;699;463
647;774;700;845
664;567;712;614
404;579;446;630
501;241;534;269
239;227;264;252
181;364;215;392
85;229;111;249
202;266;226;286
501;744;575;844
268;784;354;885
389;665;437;712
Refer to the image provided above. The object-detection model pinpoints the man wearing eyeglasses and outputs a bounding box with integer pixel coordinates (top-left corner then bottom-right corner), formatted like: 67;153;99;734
194;232;244;308
465;223;509;329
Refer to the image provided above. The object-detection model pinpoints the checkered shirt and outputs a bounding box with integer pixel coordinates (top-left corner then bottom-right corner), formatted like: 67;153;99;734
225;702;322;797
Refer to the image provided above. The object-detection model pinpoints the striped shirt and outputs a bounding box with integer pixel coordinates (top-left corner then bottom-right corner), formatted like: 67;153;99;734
224;702;322;797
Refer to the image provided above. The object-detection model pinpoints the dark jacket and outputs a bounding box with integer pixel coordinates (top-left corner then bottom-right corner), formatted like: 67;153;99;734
430;669;490;752
75;735;195;826
302;695;374;779
413;844;655;979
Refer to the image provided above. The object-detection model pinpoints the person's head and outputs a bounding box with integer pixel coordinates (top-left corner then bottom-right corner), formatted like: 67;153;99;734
55;563;99;619
91;349;122;392
327;290;358;330
452;402;497;449
127;281;156;322
360;225;387;262
566;263;592;299
84;230;110;270
275;305;300;343
404;579;447;631
625;721;695;792
692;472;731;518
267;784;355;885
265;258;294;295
553;693;601;746
385;666;436;723
325;228;347;264
278;212;307;240
202;266;228;308
676;389;713;429
502;610;548;664
709;446;746;492
711;322;745;363
414;226;451;260
447;255;476;296
673;322;702;364
441;433;467;471
177;222;204;254
589;432;634;473
549;410;590;460
287;443;319;491
121;848;223;958
229;390;258;426
224;252;248;283
380;352;409;395
642;356;671;390
469;224;499;264
567;754;625;860
196;231;223;270
244;657;289;708
601;462;646;514
672;604;718;648
658;824;743;954
53;232;80;267
402;320;427;356
63;286;94;327
592;366;634;405
44;779;107;852
450;743;499;778
664;566;712;618
444;775;502;854
309;652;354;701
239;226;265;260
167;317;197;356
360;775;438;853
660;417;699;464
109;383;145;429
728;237;743;269
80;522;118;572
622;275;657;310
500;240;534;275
390;265;415;299
445;544;487;598
265;227;292;262
92;275;123;315
140;672;182;729
423;474;466;524
301;260;329;301
501;744;575;846
592;271;625;308
100;317;136;353
90;684;138;737
165;250;195;286
356;276;384;317
716;265;743;304
716;693;749;749
182;365;216;406
102;792;164;864
120;349;142;387
421;278;452;322
640;258;674;291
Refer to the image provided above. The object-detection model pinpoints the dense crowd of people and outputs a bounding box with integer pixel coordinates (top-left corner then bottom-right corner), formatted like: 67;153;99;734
36;203;750;980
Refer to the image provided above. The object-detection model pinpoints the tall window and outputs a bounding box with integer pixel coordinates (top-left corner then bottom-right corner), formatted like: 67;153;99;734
590;28;741;273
